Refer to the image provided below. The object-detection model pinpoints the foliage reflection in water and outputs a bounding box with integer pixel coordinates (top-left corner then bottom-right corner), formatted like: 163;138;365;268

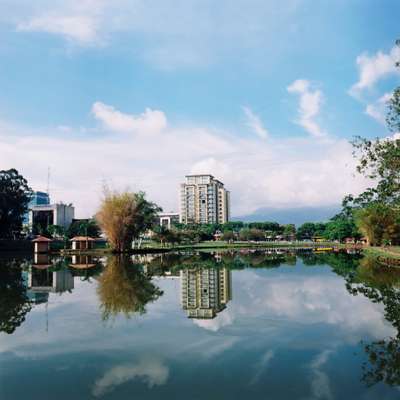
1;249;400;399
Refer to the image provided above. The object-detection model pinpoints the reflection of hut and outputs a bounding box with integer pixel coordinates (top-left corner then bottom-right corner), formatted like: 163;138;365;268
33;253;52;268
70;236;95;250
32;235;52;253
69;255;96;269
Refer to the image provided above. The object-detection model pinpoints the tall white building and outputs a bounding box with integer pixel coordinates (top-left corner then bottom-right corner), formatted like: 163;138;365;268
180;268;232;319
180;174;230;224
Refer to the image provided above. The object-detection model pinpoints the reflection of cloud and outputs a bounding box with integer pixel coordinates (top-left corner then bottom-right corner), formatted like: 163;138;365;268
233;271;394;343
193;309;234;332
92;358;169;397
309;350;333;400
250;349;275;385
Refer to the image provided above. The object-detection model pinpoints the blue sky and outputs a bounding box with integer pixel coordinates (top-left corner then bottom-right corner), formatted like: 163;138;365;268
0;0;399;217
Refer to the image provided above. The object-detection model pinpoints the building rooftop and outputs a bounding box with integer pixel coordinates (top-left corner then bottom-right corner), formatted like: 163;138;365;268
70;236;96;241
32;235;52;242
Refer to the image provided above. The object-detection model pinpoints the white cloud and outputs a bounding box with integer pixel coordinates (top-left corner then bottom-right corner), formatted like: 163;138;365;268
242;106;269;139
17;14;99;45
92;358;169;397
0;102;370;218
365;92;392;125
92;102;167;135
350;46;400;95
287;79;327;138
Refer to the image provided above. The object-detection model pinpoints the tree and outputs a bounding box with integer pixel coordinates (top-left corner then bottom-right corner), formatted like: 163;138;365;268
67;219;101;238
221;230;235;242
354;203;400;246
323;216;360;242
0;169;32;239
296;222;325;240
96;189;161;252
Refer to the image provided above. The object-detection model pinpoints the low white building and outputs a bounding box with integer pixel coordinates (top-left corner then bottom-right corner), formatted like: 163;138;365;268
158;212;180;229
29;203;75;231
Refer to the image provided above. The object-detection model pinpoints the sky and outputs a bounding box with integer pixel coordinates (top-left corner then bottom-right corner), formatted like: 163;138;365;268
0;0;399;218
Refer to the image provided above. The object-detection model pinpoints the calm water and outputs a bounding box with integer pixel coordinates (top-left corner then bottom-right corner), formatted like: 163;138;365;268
1;250;400;399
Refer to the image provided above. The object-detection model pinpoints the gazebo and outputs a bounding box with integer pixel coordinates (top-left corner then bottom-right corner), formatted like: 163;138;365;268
70;236;95;251
32;236;52;253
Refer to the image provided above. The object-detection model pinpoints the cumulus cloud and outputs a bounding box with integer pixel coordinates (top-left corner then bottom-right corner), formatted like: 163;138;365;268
92;358;169;397
350;46;400;96
287;79;327;138
0;101;371;218
365;92;392;125
92;102;167;135
242;106;269;139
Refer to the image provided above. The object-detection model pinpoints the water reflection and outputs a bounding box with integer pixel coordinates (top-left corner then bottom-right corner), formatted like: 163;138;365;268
342;255;400;387
0;258;32;334
97;256;163;321
1;249;400;398
180;268;231;319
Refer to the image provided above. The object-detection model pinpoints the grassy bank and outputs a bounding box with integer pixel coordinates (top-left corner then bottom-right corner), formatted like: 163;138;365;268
364;246;400;261
59;240;350;256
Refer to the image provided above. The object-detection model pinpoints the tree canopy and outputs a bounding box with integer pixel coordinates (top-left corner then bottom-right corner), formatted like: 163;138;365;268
0;169;32;239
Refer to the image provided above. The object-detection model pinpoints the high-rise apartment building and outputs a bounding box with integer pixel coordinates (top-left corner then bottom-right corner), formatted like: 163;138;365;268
180;174;230;224
180;268;232;319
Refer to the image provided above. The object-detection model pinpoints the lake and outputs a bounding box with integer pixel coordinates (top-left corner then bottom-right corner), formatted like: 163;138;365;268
1;250;400;399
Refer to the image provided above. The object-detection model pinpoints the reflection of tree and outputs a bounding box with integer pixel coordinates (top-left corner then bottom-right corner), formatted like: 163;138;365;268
97;256;163;321
343;255;400;387
0;258;32;334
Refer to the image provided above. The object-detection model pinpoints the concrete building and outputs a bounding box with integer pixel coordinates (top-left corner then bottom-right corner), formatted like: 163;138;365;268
180;268;232;319
23;191;50;224
158;212;180;229
180;174;230;224
29;203;75;233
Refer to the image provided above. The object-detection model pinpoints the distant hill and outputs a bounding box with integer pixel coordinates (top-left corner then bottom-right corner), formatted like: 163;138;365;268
232;205;340;226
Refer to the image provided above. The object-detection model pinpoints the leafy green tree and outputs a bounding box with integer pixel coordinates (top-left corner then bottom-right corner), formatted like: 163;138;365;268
296;222;326;240
323;216;360;242
354;203;400;246
0;169;33;239
67;219;101;238
221;230;235;242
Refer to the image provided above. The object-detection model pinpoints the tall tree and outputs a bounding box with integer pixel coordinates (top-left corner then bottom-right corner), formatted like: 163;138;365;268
0;169;33;239
96;188;160;252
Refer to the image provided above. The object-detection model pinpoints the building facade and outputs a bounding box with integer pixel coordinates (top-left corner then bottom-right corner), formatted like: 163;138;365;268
180;174;230;224
29;203;75;233
158;212;180;229
23;191;50;225
180;268;232;319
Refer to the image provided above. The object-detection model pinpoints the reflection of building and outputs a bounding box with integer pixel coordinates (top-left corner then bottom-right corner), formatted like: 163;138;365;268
158;212;180;229
29;203;75;233
180;268;232;319
70;255;96;269
180;174;230;224
28;266;74;294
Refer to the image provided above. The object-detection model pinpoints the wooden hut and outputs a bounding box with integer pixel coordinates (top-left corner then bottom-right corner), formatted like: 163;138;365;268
70;236;95;251
32;235;52;253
